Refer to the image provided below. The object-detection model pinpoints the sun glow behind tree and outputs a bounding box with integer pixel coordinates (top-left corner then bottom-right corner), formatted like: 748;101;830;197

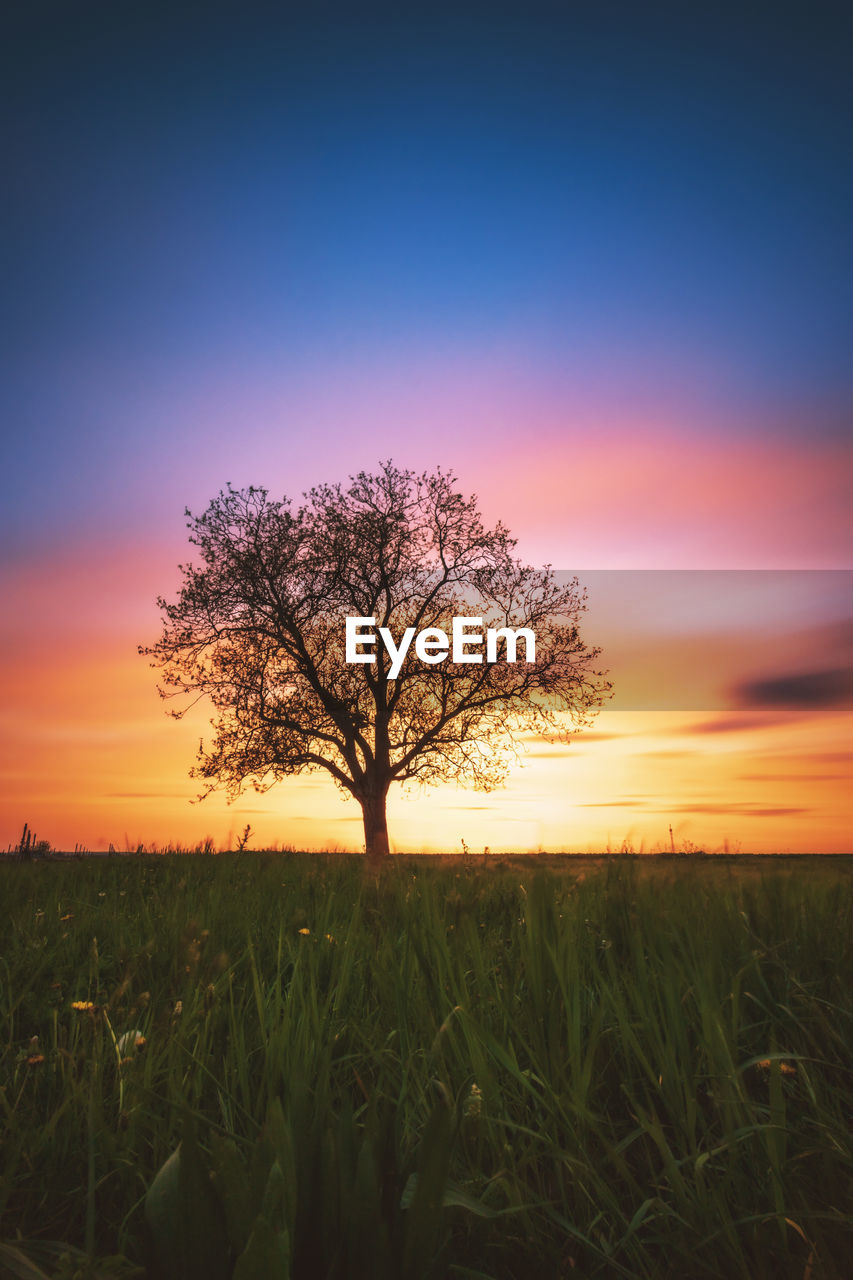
142;463;610;862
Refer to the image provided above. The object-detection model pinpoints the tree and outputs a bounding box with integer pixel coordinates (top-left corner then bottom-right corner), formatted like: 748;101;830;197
141;463;610;865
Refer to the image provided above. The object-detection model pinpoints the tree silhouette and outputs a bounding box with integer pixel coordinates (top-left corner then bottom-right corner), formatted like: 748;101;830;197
142;463;610;864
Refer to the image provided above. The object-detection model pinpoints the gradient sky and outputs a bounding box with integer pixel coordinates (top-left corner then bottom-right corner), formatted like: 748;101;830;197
2;1;851;852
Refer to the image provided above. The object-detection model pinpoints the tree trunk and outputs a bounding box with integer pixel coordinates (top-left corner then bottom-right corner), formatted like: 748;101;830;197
361;789;390;866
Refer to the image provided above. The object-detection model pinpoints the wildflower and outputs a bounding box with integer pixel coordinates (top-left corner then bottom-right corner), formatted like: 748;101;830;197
325;933;335;943
756;1059;796;1075
172;1000;183;1017
116;1030;146;1055
463;1082;483;1119
98;892;106;898
71;1000;95;1012
27;1054;45;1067
298;927;310;936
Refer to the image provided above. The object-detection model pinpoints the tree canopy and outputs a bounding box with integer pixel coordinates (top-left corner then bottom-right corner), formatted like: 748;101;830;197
142;462;611;862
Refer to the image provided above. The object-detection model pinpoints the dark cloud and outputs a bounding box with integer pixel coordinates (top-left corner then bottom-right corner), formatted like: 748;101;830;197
740;808;811;818
734;666;853;710
105;791;186;799
580;798;813;817
680;714;792;735
738;773;848;783
578;801;640;808
662;803;810;817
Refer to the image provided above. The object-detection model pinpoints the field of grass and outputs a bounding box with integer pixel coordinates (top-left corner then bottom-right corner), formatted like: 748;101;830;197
1;853;852;1278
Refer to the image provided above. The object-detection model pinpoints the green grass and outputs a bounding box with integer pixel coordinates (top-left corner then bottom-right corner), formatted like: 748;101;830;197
1;854;852;1278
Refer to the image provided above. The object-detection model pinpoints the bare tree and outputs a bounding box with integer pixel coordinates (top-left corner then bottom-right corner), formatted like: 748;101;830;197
141;463;610;865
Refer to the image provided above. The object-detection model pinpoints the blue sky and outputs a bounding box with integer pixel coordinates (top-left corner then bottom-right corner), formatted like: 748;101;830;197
3;1;852;549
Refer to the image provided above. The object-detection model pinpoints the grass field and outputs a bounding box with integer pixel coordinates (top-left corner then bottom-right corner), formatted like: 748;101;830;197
1;853;852;1278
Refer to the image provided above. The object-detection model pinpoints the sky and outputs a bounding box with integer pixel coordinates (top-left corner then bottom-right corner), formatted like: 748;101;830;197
1;0;851;853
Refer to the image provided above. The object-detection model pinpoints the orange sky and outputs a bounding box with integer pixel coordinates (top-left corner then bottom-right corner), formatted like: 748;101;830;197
2;539;850;854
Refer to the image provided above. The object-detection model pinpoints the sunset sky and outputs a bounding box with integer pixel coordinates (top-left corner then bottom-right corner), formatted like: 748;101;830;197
2;2;851;853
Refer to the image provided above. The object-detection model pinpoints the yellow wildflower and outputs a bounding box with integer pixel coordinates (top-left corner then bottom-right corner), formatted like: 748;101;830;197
71;1000;95;1011
298;927;310;936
